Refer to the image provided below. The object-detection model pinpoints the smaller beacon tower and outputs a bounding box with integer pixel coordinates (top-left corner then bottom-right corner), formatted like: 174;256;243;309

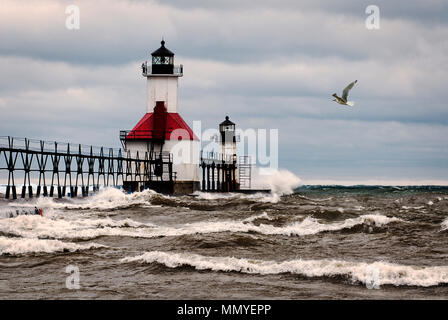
219;116;238;189
200;116;239;192
219;116;237;163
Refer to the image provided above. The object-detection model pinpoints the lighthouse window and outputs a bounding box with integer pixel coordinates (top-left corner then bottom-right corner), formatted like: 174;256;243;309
153;56;173;65
163;56;173;64
152;56;162;64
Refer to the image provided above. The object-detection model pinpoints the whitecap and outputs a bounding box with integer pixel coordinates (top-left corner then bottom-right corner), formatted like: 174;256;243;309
0;236;105;256
120;251;448;287
0;213;400;240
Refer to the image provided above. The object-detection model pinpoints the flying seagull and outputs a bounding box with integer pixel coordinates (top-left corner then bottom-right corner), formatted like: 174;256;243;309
332;80;357;107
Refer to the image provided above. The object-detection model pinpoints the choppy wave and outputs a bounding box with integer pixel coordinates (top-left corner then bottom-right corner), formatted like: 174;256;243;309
1;188;164;214
0;213;401;240
0;236;105;256
0;215;156;240
243;212;274;222
31;188;157;211
401;206;426;210
194;191;281;203
120;251;448;287
8;188;288;214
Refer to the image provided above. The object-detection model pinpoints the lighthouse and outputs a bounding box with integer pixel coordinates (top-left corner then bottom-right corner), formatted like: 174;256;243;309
219;116;238;189
219;116;237;163
120;40;200;194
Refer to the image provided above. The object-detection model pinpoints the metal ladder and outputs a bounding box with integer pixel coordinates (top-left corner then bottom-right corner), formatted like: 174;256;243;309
238;156;251;189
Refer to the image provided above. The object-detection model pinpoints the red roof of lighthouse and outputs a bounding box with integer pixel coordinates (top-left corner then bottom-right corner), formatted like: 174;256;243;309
126;112;199;141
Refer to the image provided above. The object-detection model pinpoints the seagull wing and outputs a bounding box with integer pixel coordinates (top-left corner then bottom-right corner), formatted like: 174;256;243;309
342;80;357;101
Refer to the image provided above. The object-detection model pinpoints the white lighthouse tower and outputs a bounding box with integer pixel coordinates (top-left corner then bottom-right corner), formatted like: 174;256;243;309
121;40;200;194
144;40;180;113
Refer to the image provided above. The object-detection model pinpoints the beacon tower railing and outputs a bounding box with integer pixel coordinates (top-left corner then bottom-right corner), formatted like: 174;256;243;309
200;151;238;192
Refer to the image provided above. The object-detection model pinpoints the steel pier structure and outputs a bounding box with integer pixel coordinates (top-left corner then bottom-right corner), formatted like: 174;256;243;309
200;151;238;192
0;136;175;200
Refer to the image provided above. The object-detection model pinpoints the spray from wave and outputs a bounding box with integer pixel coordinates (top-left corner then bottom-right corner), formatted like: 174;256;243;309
250;168;302;202
120;251;448;287
1;170;301;213
252;168;302;194
30;188;157;211
192;168;302;203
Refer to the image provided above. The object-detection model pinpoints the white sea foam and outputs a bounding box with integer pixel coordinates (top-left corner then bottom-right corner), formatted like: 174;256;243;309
2;188;157;214
0;215;155;240
120;251;448;287
243;212;274;222
401;206;425;210
0;236;105;256
194;192;241;200
33;188;157;211
194;191;285;204
0;213;400;240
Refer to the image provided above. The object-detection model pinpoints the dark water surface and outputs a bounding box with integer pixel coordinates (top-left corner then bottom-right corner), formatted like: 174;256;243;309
0;186;447;299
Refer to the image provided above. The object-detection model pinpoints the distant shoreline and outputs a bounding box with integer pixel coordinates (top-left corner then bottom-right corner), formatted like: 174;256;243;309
300;180;448;187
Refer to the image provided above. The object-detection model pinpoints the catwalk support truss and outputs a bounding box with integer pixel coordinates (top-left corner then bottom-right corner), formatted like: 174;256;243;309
0;136;174;199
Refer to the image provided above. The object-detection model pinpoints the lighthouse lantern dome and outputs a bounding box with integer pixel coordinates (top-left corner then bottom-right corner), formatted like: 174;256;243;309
220;116;236;143
151;40;175;74
220;116;235;132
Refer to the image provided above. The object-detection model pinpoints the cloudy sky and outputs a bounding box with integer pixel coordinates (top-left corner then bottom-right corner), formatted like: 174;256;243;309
1;0;447;184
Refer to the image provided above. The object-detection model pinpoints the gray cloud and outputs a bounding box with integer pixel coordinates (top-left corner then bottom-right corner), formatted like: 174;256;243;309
1;0;447;182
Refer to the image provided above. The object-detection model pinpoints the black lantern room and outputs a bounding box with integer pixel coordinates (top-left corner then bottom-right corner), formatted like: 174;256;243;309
219;116;236;143
151;40;175;74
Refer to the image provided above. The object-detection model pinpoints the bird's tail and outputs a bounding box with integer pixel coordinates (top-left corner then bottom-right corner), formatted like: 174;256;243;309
346;101;355;107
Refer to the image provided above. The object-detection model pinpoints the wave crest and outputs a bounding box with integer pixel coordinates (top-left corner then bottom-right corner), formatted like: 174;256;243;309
0;213;400;240
0;236;105;256
121;251;448;287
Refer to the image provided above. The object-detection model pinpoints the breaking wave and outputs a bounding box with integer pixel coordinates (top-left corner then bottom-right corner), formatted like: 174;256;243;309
10;187;292;214
252;169;302;196
243;212;274;222
0;213;401;240
193;169;302;203
0;236;105;256
31;188;158;211
193;191;281;203
0;215;156;240
120;251;448;287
